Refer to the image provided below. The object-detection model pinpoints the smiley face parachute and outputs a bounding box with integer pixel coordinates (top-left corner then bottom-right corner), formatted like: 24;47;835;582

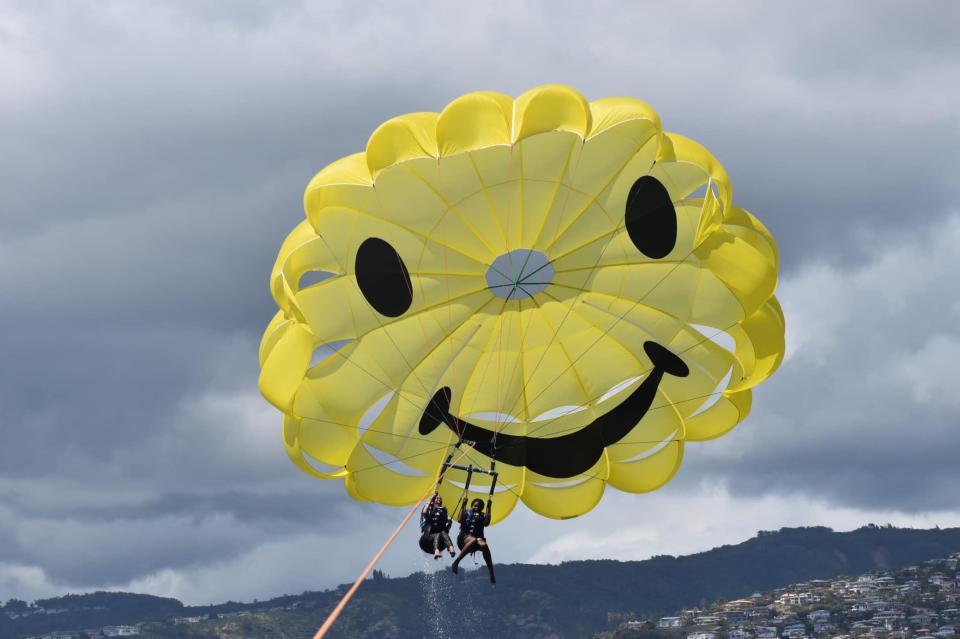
258;85;785;523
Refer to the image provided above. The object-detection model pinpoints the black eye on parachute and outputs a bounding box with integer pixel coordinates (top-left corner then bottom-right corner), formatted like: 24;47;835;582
355;237;413;317
625;175;677;259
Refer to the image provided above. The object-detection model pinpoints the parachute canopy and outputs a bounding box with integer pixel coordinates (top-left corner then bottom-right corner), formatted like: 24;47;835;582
258;85;785;522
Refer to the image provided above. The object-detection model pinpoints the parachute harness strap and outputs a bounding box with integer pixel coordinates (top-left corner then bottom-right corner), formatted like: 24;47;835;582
443;432;498;510
458;465;474;517
487;438;498;510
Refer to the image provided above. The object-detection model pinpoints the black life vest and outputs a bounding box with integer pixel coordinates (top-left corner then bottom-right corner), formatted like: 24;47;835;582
424;506;450;534
461;509;485;538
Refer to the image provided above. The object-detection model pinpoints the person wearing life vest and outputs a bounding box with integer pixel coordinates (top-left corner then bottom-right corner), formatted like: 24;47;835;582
421;495;455;559
451;498;495;583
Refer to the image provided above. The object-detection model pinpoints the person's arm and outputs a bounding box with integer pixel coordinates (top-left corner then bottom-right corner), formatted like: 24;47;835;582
484;500;492;526
458;503;467;523
422;494;437;517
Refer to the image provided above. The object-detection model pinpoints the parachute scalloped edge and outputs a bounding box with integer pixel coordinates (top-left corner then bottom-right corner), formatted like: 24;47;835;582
258;84;786;523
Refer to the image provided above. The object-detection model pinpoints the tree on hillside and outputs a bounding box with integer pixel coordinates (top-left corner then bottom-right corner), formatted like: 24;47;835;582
3;599;30;613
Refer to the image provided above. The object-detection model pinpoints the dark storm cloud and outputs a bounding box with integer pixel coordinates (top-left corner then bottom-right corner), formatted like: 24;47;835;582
0;0;958;603
6;488;342;529
0;481;376;585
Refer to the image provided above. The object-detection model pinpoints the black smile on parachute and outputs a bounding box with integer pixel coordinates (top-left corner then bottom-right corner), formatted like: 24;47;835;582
258;84;786;524
418;340;689;478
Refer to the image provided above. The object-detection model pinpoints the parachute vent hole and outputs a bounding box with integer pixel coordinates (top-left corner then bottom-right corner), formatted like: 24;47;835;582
301;450;345;475
618;430;679;463
597;376;644;404
361;444;428;477
686;184;708;201
530;405;587;422
690;324;736;353
297;270;336;291
463;411;521;424
530;476;594;489
309;340;352;369
689;368;733;418
359;392;395;436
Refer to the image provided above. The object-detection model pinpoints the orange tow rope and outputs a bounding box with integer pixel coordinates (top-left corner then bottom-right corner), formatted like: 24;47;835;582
312;451;466;639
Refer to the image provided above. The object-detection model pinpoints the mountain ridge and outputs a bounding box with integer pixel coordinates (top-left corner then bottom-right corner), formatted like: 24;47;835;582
4;525;960;639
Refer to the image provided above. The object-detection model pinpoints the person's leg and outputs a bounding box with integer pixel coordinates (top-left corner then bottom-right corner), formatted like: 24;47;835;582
451;536;477;574
439;531;454;556
477;539;495;583
431;533;442;558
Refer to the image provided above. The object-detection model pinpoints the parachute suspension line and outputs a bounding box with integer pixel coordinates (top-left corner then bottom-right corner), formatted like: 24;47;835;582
468;137;584;507
455;464;474;517
312;448;470;639
514;157;717;433
311;233;490;428
437;317;745;486
487;452;498;510
451;319;747;473
436;436;500;516
499;315;741;446
514;245;699;443
497;138;596;433
521;305;732;441
285;315;737;484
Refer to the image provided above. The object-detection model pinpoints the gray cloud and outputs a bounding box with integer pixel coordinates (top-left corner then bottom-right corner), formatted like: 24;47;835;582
684;213;960;510
1;0;958;604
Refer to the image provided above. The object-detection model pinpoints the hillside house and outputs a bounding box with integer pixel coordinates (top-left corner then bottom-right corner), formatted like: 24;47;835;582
931;575;956;590
910;614;935;626
778;594;802;607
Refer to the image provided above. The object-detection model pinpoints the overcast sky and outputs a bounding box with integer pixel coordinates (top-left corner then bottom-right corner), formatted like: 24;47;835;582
2;0;959;606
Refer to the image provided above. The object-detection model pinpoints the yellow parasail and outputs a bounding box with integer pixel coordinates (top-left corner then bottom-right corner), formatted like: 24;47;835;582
259;85;785;523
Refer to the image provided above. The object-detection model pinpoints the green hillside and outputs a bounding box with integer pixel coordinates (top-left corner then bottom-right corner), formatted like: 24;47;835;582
4;525;960;639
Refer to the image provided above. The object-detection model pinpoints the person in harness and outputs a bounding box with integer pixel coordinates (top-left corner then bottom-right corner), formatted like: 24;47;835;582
451;497;495;583
420;494;455;559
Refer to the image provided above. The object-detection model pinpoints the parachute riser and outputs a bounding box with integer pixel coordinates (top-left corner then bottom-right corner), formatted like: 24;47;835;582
443;462;497;477
436;438;499;516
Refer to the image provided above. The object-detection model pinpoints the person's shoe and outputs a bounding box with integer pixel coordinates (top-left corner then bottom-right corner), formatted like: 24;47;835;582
448;549;455;557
